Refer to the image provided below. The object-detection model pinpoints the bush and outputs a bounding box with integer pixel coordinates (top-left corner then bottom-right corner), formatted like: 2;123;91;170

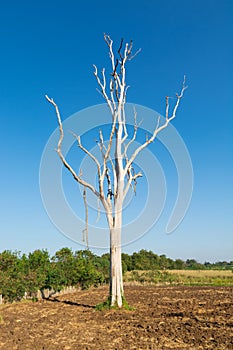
0;249;106;302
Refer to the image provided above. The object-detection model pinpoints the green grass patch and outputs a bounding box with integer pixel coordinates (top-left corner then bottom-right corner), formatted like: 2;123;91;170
95;297;111;311
95;296;134;311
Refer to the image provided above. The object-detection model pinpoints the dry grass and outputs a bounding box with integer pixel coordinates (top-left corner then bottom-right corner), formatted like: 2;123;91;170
124;269;233;286
167;269;233;277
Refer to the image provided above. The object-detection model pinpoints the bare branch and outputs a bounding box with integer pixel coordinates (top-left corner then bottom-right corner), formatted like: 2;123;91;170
82;186;89;247
132;171;143;195
121;104;129;144
96;129;117;202
106;168;114;200
128;40;133;55
111;58;119;77
117;38;124;61
123;85;130;102
93;64;114;115
98;132;111;181
101;68;106;90
98;130;117;186
165;96;170;120
45;95;100;198
98;129;105;158
123;167;143;199
104;113;117;162
70;130;101;180
109;78;117;110
114;80;119;103
121;38;141;62
123;78;187;177
103;34;121;85
127;48;142;61
123;107;141;153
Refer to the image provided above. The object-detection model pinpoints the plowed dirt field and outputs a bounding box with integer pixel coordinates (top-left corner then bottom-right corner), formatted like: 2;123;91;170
0;285;232;349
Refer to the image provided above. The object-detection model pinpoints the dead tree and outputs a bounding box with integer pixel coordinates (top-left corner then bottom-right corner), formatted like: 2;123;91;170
45;34;187;308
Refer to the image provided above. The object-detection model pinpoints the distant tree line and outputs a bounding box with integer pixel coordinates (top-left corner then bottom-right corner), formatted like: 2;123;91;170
0;248;232;302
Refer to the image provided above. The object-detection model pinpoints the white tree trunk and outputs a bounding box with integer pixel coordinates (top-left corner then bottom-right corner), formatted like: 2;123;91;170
110;212;124;307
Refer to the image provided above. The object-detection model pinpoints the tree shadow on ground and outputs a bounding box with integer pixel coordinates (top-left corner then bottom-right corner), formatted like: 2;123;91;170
46;297;95;309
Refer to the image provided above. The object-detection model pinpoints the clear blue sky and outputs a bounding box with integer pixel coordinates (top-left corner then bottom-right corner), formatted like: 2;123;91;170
0;0;232;262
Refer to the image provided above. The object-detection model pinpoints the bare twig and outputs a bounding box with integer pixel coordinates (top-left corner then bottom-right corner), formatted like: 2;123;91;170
83;186;89;247
117;38;124;61
70;130;101;179
123;166;142;199
93;64;114;115
127;48;142;61
98;130;117;192
123;107;141;155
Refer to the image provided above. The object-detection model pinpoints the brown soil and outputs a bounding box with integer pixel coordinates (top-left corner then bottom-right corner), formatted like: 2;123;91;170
0;286;232;349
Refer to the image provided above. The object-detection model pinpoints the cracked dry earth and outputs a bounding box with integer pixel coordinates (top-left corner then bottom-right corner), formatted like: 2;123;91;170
0;286;232;349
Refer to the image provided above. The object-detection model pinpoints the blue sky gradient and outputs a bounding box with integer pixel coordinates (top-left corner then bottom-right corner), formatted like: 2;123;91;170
0;0;232;262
